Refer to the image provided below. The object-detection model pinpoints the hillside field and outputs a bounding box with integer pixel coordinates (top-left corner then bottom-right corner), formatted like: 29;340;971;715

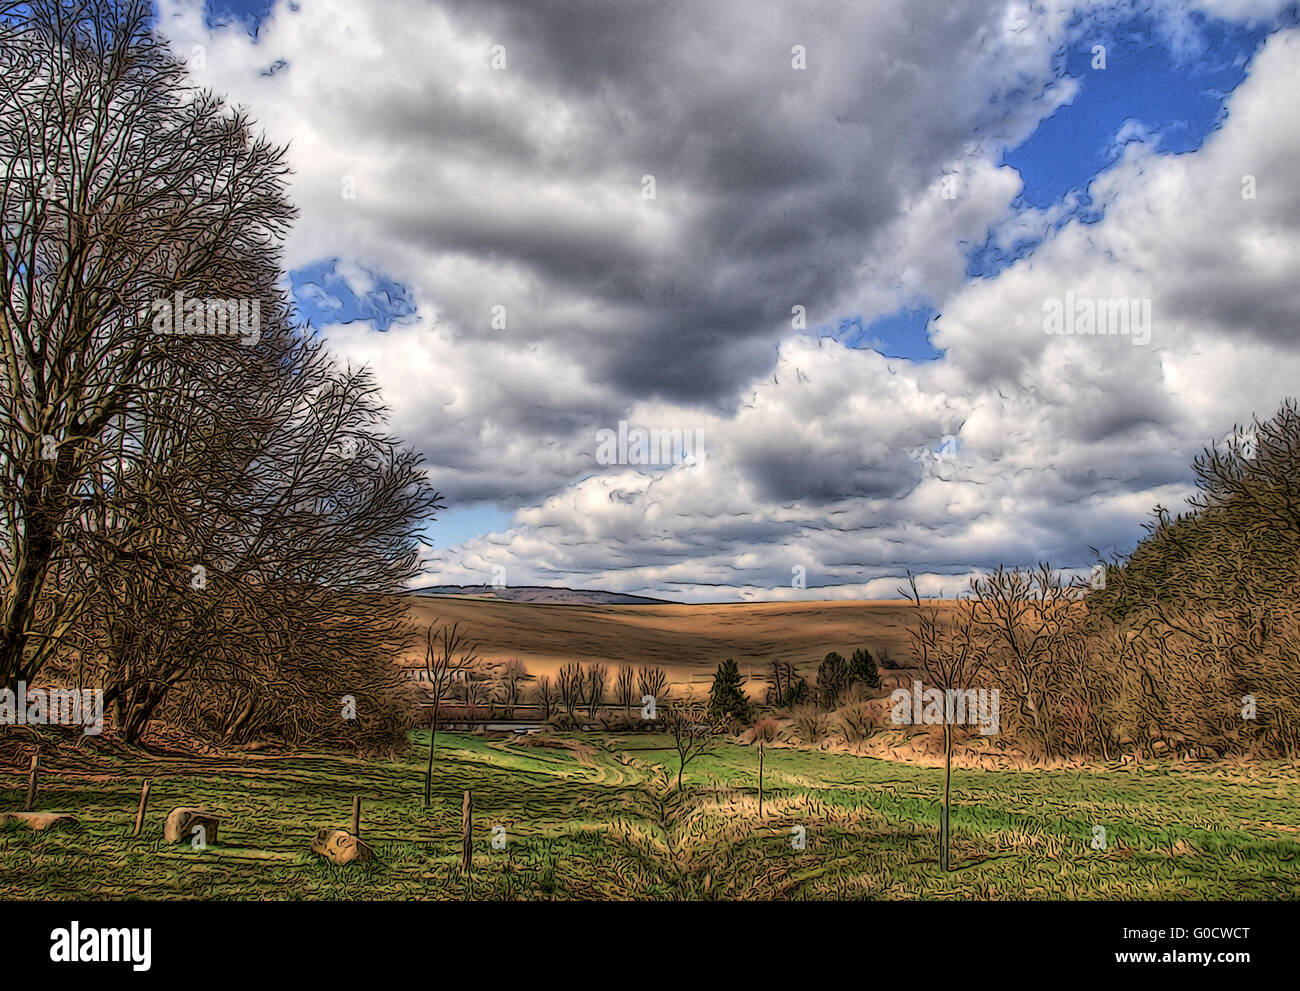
399;596;947;693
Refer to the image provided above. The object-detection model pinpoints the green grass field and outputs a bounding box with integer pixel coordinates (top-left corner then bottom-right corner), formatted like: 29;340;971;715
2;732;1296;900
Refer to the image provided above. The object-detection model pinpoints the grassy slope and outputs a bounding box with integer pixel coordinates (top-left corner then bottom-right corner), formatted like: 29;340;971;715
2;733;1296;900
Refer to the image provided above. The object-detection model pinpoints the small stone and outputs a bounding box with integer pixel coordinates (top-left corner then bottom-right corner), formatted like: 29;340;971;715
163;807;221;845
311;828;375;865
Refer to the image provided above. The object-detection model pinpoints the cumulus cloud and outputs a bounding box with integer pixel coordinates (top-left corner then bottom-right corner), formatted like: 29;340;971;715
155;1;1300;599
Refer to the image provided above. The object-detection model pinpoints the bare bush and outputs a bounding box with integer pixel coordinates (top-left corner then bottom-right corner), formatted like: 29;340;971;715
587;663;608;719
558;661;584;715
790;704;830;745
614;665;636;712
637;665;669;706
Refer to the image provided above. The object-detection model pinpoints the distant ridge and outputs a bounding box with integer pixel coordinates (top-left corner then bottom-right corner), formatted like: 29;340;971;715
409;584;673;605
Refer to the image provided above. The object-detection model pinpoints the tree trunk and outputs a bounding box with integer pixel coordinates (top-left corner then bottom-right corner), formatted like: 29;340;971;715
423;700;440;807
941;722;952;871
0;496;57;691
758;739;764;818
120;683;169;745
224;693;256;742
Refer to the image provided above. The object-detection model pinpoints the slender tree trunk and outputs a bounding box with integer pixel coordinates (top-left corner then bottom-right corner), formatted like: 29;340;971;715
423;700;440;807
121;685;167;745
224;693;256;741
941;723;952;871
758;739;764;818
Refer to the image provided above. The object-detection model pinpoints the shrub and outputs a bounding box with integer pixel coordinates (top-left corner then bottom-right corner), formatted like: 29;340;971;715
838;702;876;744
791;704;830;745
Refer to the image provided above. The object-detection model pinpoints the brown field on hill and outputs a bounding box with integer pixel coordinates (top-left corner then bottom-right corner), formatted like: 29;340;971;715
400;595;949;694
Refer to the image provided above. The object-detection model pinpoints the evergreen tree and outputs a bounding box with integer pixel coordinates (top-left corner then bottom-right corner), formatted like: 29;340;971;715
850;647;882;691
709;658;750;722
816;652;851;708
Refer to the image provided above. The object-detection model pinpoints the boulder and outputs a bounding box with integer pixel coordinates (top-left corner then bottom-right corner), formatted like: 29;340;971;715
163;807;221;845
311;828;375;865
0;811;79;831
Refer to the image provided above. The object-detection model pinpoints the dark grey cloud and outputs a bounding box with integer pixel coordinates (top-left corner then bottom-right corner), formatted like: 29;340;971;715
341;0;1066;402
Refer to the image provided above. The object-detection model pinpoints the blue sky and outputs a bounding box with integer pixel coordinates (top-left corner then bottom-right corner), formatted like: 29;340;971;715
203;0;277;36
289;260;417;332
967;7;1283;278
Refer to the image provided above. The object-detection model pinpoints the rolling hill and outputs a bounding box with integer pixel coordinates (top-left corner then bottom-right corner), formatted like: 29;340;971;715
401;594;940;694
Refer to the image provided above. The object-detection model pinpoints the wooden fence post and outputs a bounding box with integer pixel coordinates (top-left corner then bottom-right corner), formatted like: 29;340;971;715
132;779;151;837
351;794;361;837
24;753;39;812
460;789;472;874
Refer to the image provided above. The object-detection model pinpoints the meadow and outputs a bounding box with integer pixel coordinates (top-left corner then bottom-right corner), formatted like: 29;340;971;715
2;732;1296;900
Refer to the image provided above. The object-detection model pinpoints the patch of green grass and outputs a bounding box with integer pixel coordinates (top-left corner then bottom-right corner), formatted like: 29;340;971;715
1;732;1295;899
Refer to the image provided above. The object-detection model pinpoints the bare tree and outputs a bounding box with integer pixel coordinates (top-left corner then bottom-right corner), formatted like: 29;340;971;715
904;575;984;871
968;564;1073;755
95;362;438;745
558;661;584;715
665;705;717;791
0;1;440;752
637;665;669;709
0;0;292;690
423;621;479;806
499;658;527;718
614;665;636;712
534;674;555;720
765;659;807;707
586;663;608;719
461;669;491;721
